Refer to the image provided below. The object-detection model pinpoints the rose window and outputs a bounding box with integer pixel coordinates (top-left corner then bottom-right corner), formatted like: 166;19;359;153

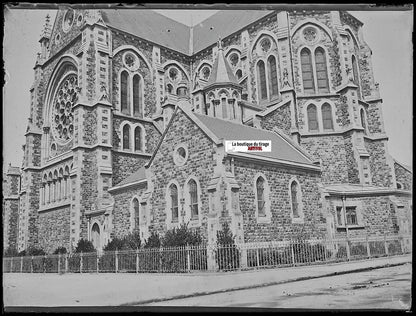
169;67;179;81
123;52;139;70
229;53;239;67
303;27;318;43
260;38;271;53
201;67;211;80
52;74;77;143
63;9;75;32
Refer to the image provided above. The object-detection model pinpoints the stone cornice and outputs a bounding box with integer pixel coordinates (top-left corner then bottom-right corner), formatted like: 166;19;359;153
111;149;152;158
38;201;71;213
108;179;147;193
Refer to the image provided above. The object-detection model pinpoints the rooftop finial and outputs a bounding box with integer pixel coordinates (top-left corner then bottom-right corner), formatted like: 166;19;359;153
40;13;52;39
217;37;223;50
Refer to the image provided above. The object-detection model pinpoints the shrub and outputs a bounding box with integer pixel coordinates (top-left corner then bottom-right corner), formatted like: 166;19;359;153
162;223;203;247
369;241;385;256
3;247;18;257
144;231;161;249
388;240;402;255
26;246;46;256
18;250;27;257
103;231;142;251
53;247;67;255
74;239;95;253
216;222;240;270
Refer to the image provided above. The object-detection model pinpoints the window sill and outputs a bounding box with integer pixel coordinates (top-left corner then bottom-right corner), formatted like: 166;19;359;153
336;225;365;230
39;200;71;213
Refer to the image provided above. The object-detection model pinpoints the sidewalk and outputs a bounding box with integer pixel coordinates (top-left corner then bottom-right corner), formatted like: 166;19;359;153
3;254;411;306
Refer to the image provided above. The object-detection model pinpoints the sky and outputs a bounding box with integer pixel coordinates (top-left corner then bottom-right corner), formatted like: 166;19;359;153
3;7;413;172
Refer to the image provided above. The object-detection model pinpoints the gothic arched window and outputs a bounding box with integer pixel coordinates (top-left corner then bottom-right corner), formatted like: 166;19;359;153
290;181;299;218
307;104;319;132
267;55;279;98
322;103;334;130
170;184;179;221
360;108;367;134
315;48;329;93
189;179;198;219
256;176;265;216
123;124;130;150
352;55;361;98
301;48;315;94
257;60;267;101
121;71;129;114
132;198;140;229
134;126;142;151
133;75;142;117
221;98;227;119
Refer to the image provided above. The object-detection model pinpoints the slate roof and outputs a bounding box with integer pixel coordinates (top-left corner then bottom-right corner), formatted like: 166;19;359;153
100;9;275;55
116;166;147;187
193;113;314;166
205;42;239;88
101;9;191;55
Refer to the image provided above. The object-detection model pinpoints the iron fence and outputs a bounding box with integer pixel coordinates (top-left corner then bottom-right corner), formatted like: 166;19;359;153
3;234;411;274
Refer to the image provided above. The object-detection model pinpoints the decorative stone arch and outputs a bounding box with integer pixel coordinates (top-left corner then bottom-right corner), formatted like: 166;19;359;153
165;179;182;228
113;45;153;77
359;105;368;133
253;172;271;223
396;181;404;190
297;44;332;94
250;30;279;53
303;99;337;133
224;45;242;56
288;177;304;223
344;26;359;48
218;88;230;98
44;54;79;125
195;59;213;73
129;195;141;233
183;175;202;226
132;122;146;152
161;60;190;82
119;121;132;151
90;220;102;250
117;68;145;116
291;18;333;42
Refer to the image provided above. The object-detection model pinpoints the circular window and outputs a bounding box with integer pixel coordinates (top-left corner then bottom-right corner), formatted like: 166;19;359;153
260;38;271;53
168;67;180;82
173;145;188;166
303;26;319;44
50;143;57;157
76;13;83;26
201;66;211;80
55;33;61;45
51;74;78;144
123;52;139;71
229;53;239;67
62;9;75;32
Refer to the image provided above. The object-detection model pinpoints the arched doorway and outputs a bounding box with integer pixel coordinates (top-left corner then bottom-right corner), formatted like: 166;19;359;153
91;223;101;250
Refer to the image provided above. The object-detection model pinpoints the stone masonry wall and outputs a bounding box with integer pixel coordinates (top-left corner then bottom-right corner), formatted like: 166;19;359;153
38;206;71;253
149;109;216;240
364;139;393;188
234;160;326;242
112;184;148;238
3;200;19;251
394;162;412;191
260;102;292;136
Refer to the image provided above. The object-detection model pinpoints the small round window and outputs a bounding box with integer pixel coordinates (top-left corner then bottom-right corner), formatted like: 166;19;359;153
123;52;139;71
302;26;320;44
174;145;188;166
201;66;211;80
55;33;61;45
62;9;75;33
76;13;83;26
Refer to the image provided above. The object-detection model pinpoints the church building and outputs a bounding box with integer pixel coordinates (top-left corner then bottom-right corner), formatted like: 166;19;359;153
3;8;412;253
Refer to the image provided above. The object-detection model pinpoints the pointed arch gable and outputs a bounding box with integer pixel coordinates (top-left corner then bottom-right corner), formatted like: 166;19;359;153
161;60;190;82
291;19;333;41
113;45;153;77
344;27;359;48
250;30;279;53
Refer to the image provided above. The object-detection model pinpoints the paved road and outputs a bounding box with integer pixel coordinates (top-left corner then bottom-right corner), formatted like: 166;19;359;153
144;263;412;310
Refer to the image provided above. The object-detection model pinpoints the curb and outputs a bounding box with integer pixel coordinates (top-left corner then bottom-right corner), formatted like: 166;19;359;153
122;260;411;306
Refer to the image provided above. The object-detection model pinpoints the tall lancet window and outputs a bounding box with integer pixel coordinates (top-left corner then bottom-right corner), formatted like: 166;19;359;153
123;124;130;150
257;60;267;100
221;98;227;119
134;126;142;151
301;48;315;94
352;55;361;98
133;75;143;117
315;48;329;93
170;184;179;221
121;71;129;114
322;103;334;130
267;55;279;98
307;104;319;132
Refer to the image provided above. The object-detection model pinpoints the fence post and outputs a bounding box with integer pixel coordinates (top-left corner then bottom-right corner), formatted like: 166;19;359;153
136;249;139;273
290;240;295;266
80;252;83;273
44;255;47;273
58;254;61;274
346;239;351;261
240;244;248;269
366;235;371;259
186;245;191;272
400;236;405;254
384;234;389;256
31;256;33;273
21;256;23;273
10;257;13;272
115;250;118;273
65;254;68;273
256;248;260;268
96;250;99;273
